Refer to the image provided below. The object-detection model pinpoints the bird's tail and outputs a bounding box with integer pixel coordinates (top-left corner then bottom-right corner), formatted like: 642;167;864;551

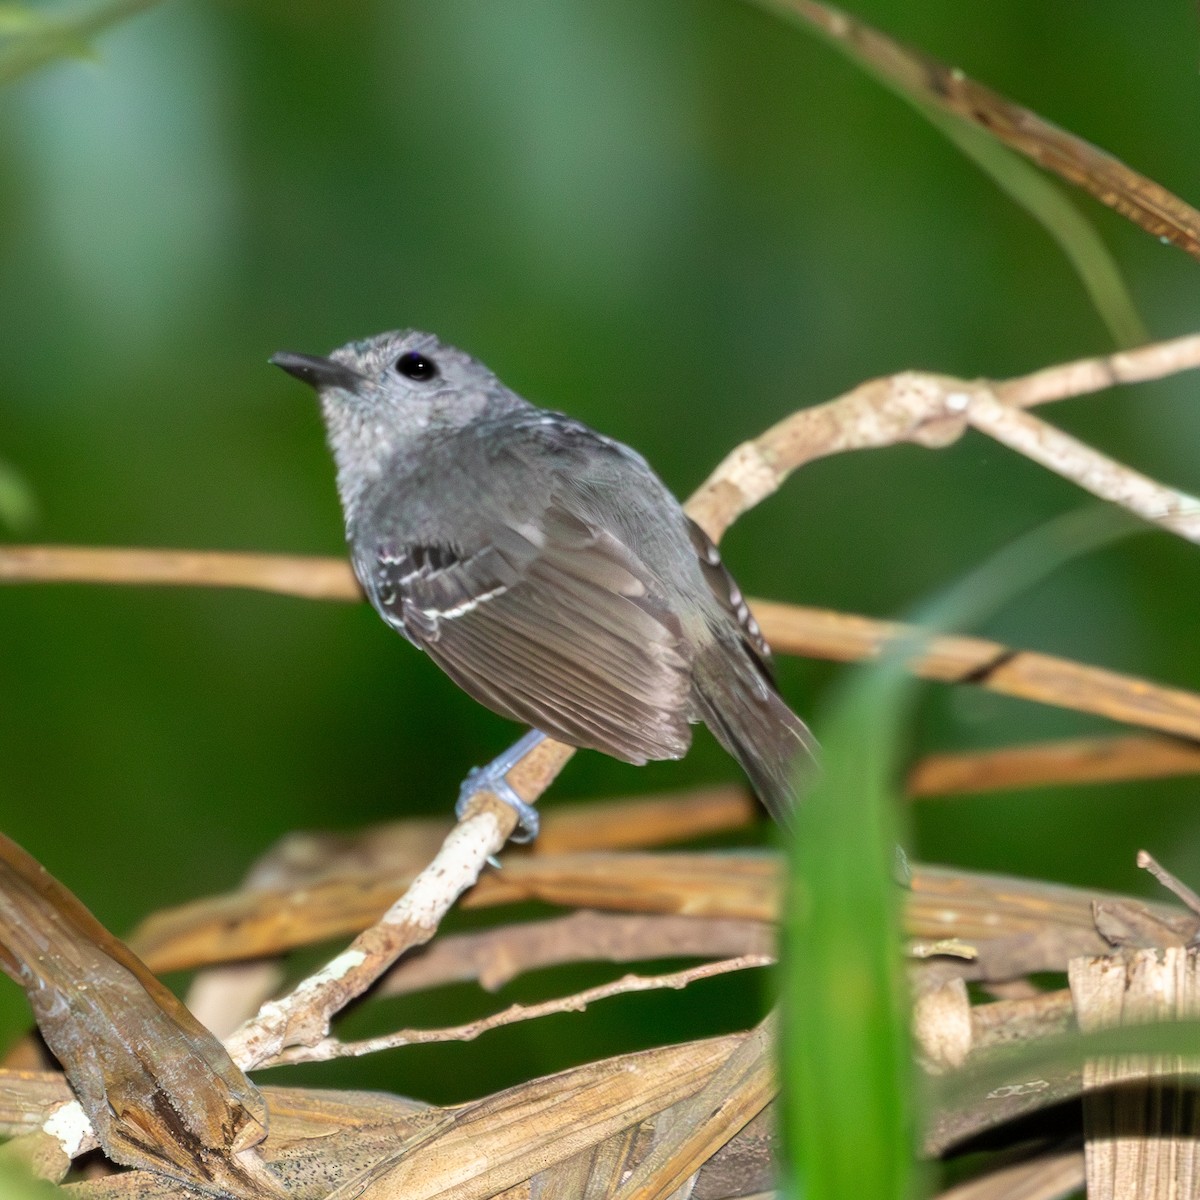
693;642;818;829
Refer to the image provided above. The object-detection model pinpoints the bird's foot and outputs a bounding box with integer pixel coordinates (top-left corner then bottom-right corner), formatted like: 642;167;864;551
455;729;545;843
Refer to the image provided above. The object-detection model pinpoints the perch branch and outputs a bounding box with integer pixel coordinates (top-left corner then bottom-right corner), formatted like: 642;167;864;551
222;741;573;1070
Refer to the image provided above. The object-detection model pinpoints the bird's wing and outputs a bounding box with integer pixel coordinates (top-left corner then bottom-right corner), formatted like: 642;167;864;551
684;518;774;682
365;501;694;764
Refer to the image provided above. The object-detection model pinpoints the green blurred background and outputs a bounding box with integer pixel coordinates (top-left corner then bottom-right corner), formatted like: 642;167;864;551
1;0;1199;1102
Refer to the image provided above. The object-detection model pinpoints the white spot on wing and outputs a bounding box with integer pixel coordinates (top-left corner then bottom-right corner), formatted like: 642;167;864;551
422;585;509;621
513;522;547;549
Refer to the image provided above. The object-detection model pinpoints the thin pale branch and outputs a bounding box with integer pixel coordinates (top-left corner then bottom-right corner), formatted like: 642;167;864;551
687;332;1200;539
267;955;771;1066
964;390;1200;540
610;1013;776;1200
1137;850;1200;921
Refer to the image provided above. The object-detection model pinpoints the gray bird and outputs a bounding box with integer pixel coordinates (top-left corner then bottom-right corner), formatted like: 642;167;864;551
272;330;816;839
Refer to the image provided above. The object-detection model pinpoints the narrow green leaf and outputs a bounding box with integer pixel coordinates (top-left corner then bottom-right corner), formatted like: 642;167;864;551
781;635;918;1199
780;505;1140;1199
0;5;61;34
922;109;1148;350
748;0;1148;349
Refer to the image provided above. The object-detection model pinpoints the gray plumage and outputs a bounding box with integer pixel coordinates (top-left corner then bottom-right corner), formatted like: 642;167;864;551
272;329;816;825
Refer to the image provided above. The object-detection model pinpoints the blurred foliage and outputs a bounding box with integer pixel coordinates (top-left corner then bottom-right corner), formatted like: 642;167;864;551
0;1161;64;1200
1;0;1199;1120
0;457;37;531
0;0;159;86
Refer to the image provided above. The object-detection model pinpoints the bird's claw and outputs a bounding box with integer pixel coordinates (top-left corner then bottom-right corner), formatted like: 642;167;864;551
456;763;541;844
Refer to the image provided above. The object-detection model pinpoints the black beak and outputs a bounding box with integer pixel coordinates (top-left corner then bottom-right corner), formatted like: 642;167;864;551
270;351;364;391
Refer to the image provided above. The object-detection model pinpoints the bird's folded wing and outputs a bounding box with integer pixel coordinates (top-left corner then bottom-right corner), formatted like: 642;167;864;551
684;518;774;681
371;503;693;764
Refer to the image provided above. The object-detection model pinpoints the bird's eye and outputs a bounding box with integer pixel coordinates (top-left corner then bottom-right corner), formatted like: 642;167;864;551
395;351;438;381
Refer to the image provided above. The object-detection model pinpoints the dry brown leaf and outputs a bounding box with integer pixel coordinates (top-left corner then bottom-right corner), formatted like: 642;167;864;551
610;1015;776;1200
333;1032;747;1200
689;1106;776;1200
530;1122;648;1200
65;1089;441;1199
0;834;284;1197
0;1069;72;1138
908;865;1195;983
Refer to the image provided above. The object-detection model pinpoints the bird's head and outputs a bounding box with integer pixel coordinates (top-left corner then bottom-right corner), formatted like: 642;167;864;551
271;329;515;513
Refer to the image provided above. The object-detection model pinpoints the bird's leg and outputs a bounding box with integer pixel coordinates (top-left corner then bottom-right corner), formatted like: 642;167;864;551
456;729;546;843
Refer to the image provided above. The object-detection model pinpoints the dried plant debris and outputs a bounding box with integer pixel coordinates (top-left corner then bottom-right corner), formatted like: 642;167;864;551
66;1035;755;1199
127;850;1195;992
1;48;1200;1187
1070;947;1200;1199
5;827;1200;1196
0;1035;774;1200
0;833;285;1197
